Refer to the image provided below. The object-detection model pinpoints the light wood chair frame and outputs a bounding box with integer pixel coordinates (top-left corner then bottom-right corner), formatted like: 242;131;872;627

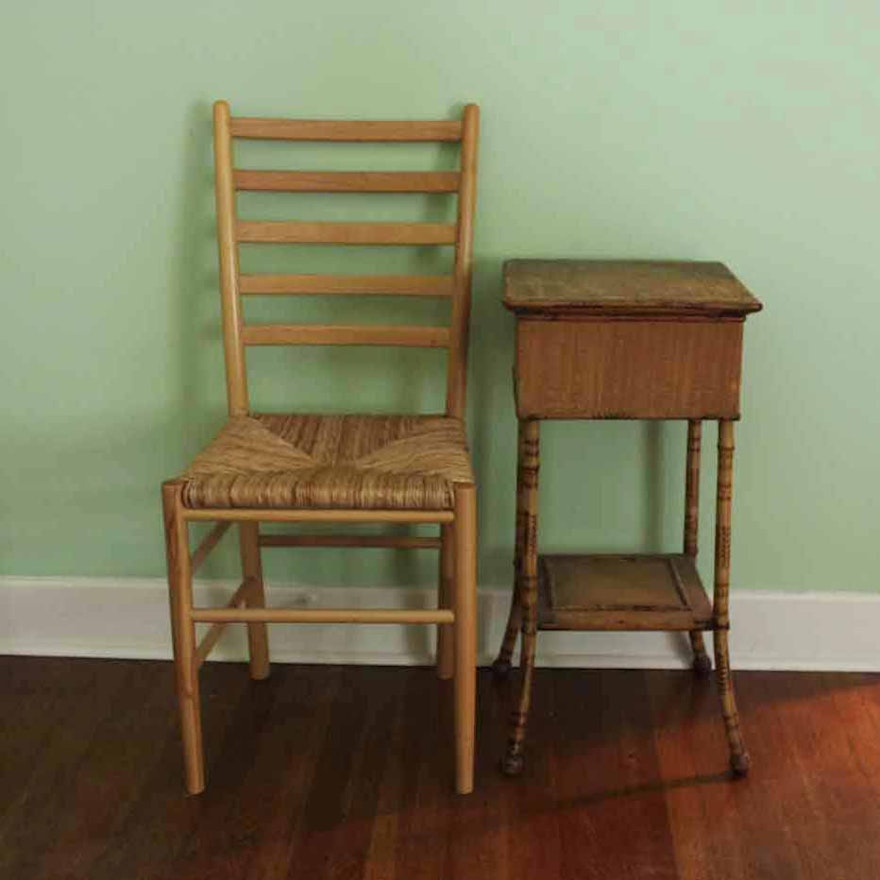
162;101;479;795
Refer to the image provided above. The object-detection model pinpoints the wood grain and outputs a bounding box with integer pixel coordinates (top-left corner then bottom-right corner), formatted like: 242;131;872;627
239;273;455;296
536;553;713;631
238;521;270;680
259;533;441;549
453;483;478;794
161;481;204;794
237;220;457;246
7;658;880;880
213;100;249;416
446;103;479;419
234;169;460;192
241;322;450;348
503;259;763;317
191;607;454;624
229;117;463;141
183;507;454;523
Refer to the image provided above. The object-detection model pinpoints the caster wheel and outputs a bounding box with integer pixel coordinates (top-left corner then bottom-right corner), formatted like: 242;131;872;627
730;752;751;777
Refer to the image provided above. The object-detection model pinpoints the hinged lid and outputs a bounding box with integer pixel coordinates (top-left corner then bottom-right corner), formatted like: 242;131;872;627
503;260;763;318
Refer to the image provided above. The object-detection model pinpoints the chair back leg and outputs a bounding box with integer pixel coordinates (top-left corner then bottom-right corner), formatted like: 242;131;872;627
437;523;455;680
239;522;270;680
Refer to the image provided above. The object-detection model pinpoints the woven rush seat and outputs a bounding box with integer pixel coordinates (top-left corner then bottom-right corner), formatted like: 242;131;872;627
181;413;474;511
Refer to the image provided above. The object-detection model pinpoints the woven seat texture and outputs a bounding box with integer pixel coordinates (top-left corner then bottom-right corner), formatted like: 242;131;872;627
181;414;474;511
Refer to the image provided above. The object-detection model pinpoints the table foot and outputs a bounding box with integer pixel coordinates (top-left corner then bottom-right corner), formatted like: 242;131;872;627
692;653;713;676
491;656;513;681
501;748;525;777
730;750;751;777
689;630;712;675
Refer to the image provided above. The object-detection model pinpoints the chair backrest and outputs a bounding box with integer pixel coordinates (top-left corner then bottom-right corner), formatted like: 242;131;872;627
212;100;479;421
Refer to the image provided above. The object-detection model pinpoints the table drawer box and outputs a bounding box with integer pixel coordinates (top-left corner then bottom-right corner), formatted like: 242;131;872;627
515;318;744;419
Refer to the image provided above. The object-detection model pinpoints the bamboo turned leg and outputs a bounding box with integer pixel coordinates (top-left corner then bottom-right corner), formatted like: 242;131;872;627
684;420;712;675
453;484;478;794
503;419;540;777
492;419;529;680
239;522;270;681
161;482;205;795
437;523;455;680
714;420;750;776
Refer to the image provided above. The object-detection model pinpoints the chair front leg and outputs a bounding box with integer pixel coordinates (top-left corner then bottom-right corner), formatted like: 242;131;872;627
239;521;270;680
453;484;478;795
162;481;205;795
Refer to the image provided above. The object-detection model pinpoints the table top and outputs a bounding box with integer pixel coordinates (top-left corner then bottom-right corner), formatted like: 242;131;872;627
503;259;763;318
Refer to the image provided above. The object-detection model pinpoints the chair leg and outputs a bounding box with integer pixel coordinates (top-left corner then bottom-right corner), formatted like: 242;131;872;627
239;522;270;681
437;523;455;680
453;484;477;795
161;482;205;795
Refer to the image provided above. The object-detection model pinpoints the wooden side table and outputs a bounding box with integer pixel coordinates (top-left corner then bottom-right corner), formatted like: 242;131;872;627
492;259;763;777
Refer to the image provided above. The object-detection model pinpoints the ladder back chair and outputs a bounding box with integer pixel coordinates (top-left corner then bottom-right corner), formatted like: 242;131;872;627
161;100;479;795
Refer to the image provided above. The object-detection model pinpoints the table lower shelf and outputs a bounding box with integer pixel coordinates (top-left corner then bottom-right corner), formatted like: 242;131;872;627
536;553;714;631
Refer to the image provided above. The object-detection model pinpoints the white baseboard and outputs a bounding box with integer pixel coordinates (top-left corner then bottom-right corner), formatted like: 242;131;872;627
1;576;878;672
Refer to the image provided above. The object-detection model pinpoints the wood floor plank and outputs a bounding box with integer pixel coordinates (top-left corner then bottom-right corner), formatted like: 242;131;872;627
649;666;757;880
0;659;136;880
295;666;404;880
0;658;94;827
84;661;254;880
2;657;880;880
163;664;342;880
386;668;454;880
768;673;880;878
33;662;180;880
552;669;679;880
497;667;563;880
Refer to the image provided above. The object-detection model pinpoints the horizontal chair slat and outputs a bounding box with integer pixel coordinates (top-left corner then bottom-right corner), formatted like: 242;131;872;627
230;117;463;142
242;323;451;348
234;170;460;193
194;578;254;668
260;534;442;549
239;273;455;296
191;607;455;624
183;509;454;523
237;220;457;245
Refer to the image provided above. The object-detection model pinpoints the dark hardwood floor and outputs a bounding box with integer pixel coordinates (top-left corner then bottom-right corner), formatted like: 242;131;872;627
1;656;879;880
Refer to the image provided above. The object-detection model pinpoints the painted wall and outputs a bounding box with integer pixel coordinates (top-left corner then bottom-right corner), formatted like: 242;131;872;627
2;1;878;592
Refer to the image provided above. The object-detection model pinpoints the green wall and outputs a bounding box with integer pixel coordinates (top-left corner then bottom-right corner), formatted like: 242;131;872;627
2;1;879;592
